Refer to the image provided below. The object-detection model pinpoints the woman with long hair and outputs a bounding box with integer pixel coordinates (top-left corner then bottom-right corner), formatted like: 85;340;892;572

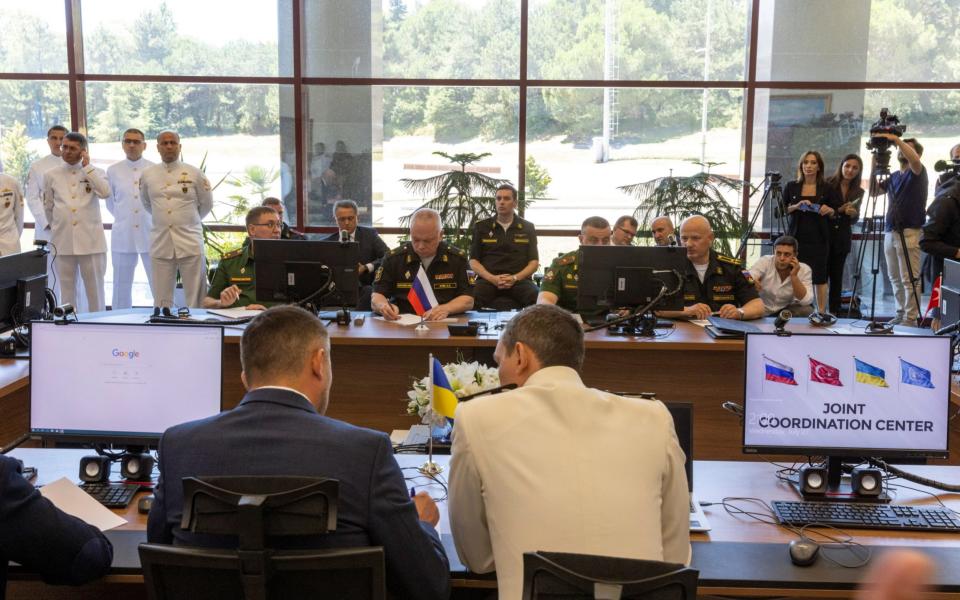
784;150;839;312
824;154;863;314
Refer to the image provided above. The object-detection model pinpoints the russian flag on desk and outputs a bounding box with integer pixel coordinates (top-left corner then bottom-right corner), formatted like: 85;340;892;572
407;266;438;316
764;356;798;386
432;357;459;419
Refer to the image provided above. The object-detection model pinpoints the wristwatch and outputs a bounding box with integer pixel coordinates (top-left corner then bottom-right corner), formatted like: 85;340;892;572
736;308;745;320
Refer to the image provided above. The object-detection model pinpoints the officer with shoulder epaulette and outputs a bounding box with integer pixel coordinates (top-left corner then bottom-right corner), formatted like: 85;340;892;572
537;216;612;315
469;184;539;308
371;208;473;320
202;206;280;311
657;215;764;321
140;130;213;311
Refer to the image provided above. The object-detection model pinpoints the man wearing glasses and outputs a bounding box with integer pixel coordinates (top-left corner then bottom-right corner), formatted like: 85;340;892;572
202;206;280;310
612;215;638;246
106;128;154;309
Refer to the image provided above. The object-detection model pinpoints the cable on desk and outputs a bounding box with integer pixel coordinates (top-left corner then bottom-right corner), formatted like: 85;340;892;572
720;496;872;569
868;457;960;493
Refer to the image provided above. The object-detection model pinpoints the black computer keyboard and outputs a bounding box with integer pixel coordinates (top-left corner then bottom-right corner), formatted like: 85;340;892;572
772;500;960;532
80;482;140;508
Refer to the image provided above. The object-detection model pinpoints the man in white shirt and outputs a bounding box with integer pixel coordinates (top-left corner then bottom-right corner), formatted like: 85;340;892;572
0;173;24;256
42;132;111;312
106;128;154;309
448;303;691;600
25;125;67;295
140;131;213;311
749;235;814;316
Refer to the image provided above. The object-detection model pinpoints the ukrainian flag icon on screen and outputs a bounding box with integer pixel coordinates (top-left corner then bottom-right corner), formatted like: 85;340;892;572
854;358;889;387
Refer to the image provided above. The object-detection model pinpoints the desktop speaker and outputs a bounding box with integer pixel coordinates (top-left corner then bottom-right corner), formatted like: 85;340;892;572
79;456;111;483
798;466;828;495
120;453;155;482
851;466;883;497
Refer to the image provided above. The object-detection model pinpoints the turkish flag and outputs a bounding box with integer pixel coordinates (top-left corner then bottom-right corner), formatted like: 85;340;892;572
926;275;941;319
809;357;843;386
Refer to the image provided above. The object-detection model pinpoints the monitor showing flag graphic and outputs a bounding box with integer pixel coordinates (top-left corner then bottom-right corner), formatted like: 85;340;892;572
809;357;842;386
854;358;889;387
431;357;459;419
900;358;935;389
407;265;438;316
764;356;798;385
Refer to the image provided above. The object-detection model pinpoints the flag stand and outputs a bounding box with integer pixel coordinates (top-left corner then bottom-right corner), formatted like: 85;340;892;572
415;315;429;333
420;353;444;475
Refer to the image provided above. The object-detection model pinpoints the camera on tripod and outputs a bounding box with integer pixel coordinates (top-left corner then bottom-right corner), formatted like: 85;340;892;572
865;108;906;171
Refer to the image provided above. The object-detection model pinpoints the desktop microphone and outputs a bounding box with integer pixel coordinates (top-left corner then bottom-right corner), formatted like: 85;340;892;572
666;234;676;246
935;321;960;336
774;309;792;331
340;229;350;244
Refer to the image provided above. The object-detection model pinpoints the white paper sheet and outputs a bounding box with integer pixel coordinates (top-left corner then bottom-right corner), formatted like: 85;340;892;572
39;478;128;531
206;307;264;319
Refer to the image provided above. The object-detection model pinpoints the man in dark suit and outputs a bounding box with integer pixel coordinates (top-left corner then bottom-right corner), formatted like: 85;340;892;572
147;306;449;600
0;455;113;598
324;199;389;310
262;197;305;240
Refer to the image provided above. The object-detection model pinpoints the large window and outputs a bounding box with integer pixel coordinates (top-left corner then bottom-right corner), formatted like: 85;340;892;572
0;0;957;310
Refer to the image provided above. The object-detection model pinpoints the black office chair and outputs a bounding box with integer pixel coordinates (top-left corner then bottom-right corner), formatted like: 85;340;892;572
521;551;698;600
139;476;386;600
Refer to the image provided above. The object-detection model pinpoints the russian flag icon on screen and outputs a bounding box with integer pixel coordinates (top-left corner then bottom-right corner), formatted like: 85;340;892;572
764;355;798;386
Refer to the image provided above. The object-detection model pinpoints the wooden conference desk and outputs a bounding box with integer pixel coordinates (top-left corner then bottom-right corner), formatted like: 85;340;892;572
3;311;957;463
7;448;960;599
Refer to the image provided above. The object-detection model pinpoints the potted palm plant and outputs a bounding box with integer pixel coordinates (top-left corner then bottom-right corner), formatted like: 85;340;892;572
400;152;512;252
619;162;750;258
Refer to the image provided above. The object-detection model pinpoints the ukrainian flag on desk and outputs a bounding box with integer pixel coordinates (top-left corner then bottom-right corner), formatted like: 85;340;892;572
854;358;889;387
432;357;458;419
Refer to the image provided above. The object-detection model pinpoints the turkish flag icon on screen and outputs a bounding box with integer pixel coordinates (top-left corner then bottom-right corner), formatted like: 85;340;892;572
809;357;843;386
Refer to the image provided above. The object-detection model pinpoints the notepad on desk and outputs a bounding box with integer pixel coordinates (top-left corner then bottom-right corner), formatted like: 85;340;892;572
206;307;264;319
374;314;457;326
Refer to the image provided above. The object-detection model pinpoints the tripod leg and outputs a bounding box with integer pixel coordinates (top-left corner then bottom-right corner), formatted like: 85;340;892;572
896;227;923;326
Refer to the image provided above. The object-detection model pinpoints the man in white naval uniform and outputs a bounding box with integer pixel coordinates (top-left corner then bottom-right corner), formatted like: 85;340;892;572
0;173;24;256
140;131;213;310
42;132;111;312
25;125;73;301
106;128;154;309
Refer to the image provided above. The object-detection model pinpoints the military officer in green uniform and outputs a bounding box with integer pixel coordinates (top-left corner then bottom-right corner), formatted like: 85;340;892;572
371;208;474;320
469;184;539;308
537;216;612;314
202;206;281;311
657;215;764;321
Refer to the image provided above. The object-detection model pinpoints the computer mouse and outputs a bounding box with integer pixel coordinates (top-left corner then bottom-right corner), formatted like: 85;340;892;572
137;494;155;514
788;539;820;566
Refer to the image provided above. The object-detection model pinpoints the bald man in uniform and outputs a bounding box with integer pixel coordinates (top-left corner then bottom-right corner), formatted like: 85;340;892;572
658;215;763;321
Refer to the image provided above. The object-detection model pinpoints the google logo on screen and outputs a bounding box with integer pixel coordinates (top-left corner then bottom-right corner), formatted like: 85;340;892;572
112;348;141;359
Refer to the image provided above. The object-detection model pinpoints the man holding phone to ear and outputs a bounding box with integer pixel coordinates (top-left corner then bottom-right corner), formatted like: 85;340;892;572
748;235;814;316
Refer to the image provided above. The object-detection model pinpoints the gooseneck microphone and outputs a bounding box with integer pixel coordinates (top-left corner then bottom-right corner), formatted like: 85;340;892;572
935;321;960;336
340;229;350;243
458;383;518;402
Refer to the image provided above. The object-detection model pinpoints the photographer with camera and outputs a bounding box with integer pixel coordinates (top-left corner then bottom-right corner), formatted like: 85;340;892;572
872;134;926;325
934;143;960;196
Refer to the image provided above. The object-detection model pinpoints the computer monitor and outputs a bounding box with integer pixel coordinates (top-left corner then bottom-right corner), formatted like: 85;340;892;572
743;333;951;496
30;321;224;446
576;245;687;313
254;239;360;308
0;249;47;331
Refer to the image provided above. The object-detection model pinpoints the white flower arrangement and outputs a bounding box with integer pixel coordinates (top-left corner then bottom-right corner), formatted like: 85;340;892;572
406;359;500;427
